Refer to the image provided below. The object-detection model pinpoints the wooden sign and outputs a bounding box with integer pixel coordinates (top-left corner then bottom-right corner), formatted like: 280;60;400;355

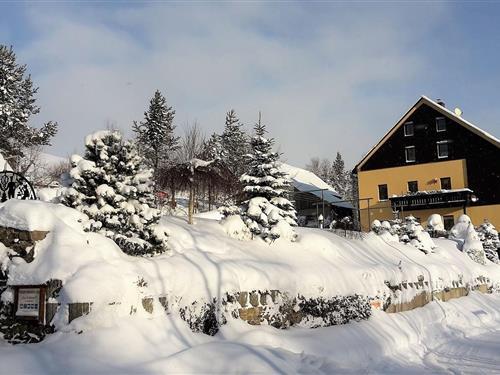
13;286;46;324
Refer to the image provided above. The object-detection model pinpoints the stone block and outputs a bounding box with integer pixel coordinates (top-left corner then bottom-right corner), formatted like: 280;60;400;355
142;297;154;313
259;292;269;306
159;296;168;312
249;292;259;307
238;307;262;322
237;292;248;307
30;231;49;241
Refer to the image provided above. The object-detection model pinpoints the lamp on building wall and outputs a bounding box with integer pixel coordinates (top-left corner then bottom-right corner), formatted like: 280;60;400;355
471;195;479;203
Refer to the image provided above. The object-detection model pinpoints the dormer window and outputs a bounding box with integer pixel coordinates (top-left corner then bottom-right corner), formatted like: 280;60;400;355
437;141;449;158
436;117;446;132
404;122;414;136
405;146;416;162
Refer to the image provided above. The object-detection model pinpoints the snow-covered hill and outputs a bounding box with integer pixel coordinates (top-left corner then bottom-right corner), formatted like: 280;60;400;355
1;200;499;309
0;199;499;372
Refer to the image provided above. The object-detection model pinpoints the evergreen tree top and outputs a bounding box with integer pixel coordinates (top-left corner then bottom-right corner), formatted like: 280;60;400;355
0;44;58;167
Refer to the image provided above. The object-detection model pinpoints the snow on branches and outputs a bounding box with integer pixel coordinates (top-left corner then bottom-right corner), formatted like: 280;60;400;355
476;221;500;264
222;116;297;242
371;216;436;254
0;45;57;170
62;130;168;256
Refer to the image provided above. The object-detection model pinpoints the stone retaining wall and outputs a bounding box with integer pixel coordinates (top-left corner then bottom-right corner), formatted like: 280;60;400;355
0;226;49;263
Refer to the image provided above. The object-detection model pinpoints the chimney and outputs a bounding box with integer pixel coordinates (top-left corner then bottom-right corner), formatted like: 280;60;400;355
436;99;445;107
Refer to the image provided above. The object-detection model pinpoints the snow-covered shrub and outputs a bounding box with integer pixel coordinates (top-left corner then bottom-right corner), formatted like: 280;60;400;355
297;295;371;328
426;214;447;238
463;223;487;265
449;215;488;264
400;216;436;254
225;119;297;242
371;219;382;234
372;217;435;254
449;214;471;240
476;221;500;264
62;131;168;256
179;299;226;336
220;214;251;241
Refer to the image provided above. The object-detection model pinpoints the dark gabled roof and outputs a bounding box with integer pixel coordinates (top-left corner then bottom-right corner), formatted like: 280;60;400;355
354;96;500;172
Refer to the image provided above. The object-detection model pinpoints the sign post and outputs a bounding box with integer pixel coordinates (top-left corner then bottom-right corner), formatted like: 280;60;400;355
13;286;46;324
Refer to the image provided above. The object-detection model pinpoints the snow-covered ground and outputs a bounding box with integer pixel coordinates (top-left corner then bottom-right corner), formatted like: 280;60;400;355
0;200;500;373
0;292;499;374
2;200;499;309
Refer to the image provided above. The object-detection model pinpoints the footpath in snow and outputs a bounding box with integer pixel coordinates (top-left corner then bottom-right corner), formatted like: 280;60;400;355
0;292;499;374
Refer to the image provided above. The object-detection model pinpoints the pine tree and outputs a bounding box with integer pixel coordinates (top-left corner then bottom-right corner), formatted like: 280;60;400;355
330;152;348;197
133;90;179;178
238;115;297;241
221;110;248;177
476;221;500;264
0;45;57;170
62;130;168;256
201;132;224;161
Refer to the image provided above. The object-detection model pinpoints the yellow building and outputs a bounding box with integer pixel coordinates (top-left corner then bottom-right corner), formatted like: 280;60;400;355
354;96;500;231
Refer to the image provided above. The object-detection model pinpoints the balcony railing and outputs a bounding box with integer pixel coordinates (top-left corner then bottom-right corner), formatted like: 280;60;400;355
389;189;473;211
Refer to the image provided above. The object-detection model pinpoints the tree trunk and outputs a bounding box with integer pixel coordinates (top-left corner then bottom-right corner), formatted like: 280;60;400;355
208;182;212;211
188;184;195;224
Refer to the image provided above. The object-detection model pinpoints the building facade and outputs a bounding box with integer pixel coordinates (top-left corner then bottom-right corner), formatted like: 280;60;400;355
354;96;500;231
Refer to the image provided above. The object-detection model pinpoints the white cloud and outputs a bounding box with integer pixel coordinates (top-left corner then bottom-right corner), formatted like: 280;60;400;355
15;3;452;167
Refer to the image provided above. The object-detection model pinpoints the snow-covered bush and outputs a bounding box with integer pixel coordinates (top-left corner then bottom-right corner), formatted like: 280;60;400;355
62;131;168;256
225;118;297;242
297;295;371;328
372;216;435;254
449;215;488;265
476;221;500;264
426;214;447;238
371;219;382;234
399;216;436;254
463;223;487;265
449;214;471;240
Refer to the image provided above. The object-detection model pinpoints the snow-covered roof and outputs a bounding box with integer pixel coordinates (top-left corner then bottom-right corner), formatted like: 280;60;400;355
39;152;67;167
279;163;353;209
355;96;500;171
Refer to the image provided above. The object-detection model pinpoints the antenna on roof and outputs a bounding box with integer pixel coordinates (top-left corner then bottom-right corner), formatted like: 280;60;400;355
436;99;446;107
454;107;463;117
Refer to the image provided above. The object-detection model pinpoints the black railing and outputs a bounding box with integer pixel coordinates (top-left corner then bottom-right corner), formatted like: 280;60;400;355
390;190;472;211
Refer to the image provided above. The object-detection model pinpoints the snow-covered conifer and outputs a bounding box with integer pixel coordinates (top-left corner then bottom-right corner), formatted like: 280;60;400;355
0;45;57;171
330;152;347;196
221;110;248;177
236;116;297;241
62;131;168;256
476;221;500;264
133;90;179;176
201;132;224;161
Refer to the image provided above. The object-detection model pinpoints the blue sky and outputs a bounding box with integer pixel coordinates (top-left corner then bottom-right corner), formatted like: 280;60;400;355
1;2;499;168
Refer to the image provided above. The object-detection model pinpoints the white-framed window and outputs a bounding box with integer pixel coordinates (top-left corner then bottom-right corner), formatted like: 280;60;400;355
404;122;414;136
437;141;449;158
436;117;446;132
405;146;416;162
378;184;388;201
408;180;418;193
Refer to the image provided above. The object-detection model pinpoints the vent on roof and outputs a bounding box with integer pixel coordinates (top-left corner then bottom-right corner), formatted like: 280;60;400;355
436;99;445;107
